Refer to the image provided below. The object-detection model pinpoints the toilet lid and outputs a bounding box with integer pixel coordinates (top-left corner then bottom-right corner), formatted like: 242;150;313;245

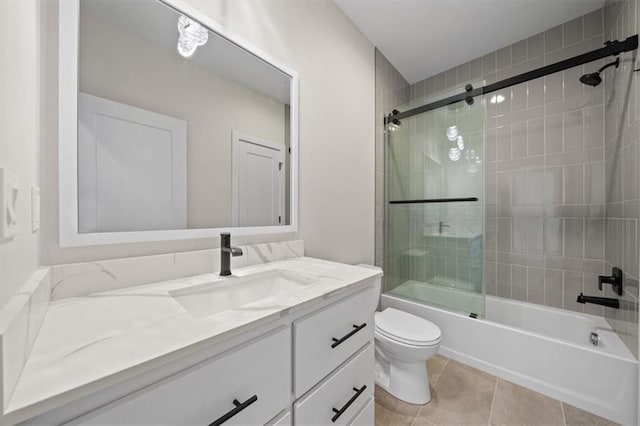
375;308;441;345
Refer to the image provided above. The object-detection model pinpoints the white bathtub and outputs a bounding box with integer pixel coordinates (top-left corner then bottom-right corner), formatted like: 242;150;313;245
382;283;638;425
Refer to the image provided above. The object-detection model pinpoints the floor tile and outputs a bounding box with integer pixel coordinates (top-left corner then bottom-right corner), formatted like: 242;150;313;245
426;354;448;386
489;378;564;426
375;355;620;426
375;401;416;426
374;386;420;426
410;414;437;426
417;359;496;425
562;403;619;426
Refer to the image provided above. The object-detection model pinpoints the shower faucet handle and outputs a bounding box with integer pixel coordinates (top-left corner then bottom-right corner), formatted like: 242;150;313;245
598;267;623;296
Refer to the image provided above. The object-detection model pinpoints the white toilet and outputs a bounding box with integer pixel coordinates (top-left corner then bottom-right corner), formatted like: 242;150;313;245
374;308;442;405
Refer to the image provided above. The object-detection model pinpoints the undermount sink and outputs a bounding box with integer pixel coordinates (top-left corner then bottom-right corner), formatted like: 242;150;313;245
170;269;316;319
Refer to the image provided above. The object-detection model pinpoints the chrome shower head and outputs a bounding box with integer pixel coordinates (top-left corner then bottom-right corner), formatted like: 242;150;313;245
579;57;620;87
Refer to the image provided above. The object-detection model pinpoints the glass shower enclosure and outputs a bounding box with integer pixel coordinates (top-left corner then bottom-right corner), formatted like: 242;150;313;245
384;82;485;317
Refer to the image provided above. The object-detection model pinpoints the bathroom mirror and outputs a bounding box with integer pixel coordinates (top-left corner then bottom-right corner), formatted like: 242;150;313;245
59;0;298;246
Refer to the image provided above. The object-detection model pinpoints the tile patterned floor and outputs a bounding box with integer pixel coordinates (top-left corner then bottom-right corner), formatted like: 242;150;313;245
374;355;618;426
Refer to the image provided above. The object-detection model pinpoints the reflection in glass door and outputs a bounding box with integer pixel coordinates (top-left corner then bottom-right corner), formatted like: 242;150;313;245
384;83;485;317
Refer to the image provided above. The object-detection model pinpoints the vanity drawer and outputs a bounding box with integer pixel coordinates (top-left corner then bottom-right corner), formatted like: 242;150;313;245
294;288;374;396
294;343;374;425
267;410;292;426
349;397;374;425
72;327;291;426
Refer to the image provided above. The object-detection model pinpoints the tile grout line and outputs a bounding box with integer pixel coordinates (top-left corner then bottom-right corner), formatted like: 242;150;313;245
560;401;567;426
487;377;499;426
412;357;450;426
432;357;450;387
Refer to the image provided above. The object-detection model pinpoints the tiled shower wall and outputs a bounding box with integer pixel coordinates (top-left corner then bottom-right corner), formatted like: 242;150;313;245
375;49;409;271
603;0;640;357
409;9;612;317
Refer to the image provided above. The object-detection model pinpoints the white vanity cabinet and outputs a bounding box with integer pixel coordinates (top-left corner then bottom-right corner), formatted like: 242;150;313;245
294;290;374;397
294;344;374;425
69;328;291;426
20;279;379;426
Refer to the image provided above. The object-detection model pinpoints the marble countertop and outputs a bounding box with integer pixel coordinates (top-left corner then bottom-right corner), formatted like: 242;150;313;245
5;257;382;422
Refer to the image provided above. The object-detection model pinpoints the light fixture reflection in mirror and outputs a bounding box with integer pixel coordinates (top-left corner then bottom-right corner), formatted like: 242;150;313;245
446;125;459;141
448;146;461;161
466;149;481;173
177;15;208;58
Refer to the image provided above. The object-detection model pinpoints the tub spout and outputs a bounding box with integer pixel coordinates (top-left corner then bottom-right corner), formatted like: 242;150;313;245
576;293;619;309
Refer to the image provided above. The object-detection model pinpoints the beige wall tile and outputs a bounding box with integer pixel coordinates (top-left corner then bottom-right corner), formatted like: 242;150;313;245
563;16;584;46
497;46;511;70
545;114;564;153
583;9;603;39
565;218;585;258
527;34;544;59
527;118;545;155
511;39;527;64
545;25;564;52
482;52;497;75
564;164;585;204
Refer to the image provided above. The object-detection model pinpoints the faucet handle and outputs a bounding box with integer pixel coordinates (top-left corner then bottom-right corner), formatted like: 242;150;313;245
598;267;623;295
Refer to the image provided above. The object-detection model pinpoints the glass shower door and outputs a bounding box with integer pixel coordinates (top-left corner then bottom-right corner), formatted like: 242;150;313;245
384;84;485;317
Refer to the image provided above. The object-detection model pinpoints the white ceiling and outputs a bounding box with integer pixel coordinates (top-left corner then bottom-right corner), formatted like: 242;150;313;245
335;0;605;83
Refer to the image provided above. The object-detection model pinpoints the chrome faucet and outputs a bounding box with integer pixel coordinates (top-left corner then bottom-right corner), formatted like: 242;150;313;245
438;221;450;234
220;233;243;276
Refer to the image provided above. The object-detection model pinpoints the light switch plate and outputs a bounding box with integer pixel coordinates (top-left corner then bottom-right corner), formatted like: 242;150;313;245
31;185;40;232
0;166;19;239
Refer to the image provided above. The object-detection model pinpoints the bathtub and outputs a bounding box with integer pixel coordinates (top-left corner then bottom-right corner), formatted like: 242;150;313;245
382;282;638;425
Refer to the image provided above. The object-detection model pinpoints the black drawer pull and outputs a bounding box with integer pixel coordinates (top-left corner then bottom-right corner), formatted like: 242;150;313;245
208;395;257;426
331;323;367;349
331;385;367;422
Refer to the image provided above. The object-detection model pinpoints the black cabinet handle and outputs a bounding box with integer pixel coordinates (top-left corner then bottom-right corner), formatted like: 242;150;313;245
331;385;367;423
208;395;257;426
331;323;367;349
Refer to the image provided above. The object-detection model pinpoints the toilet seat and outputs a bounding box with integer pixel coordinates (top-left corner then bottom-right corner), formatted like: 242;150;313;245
375;327;442;347
375;308;442;346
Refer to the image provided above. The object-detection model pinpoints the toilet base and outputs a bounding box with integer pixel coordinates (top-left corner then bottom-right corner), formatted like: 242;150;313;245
375;352;431;405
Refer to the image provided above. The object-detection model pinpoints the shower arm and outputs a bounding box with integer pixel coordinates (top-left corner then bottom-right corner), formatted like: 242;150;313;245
597;57;620;73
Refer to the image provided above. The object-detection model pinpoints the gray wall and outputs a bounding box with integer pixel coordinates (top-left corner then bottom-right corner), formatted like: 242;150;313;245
603;0;639;357
0;1;42;308
409;9;611;317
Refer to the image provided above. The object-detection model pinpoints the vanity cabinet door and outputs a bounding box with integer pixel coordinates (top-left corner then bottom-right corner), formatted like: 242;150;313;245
293;344;374;426
267;410;292;425
293;288;374;396
71;327;291;426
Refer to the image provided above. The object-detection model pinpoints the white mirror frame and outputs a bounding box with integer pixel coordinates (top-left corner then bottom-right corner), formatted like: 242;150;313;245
59;0;299;247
